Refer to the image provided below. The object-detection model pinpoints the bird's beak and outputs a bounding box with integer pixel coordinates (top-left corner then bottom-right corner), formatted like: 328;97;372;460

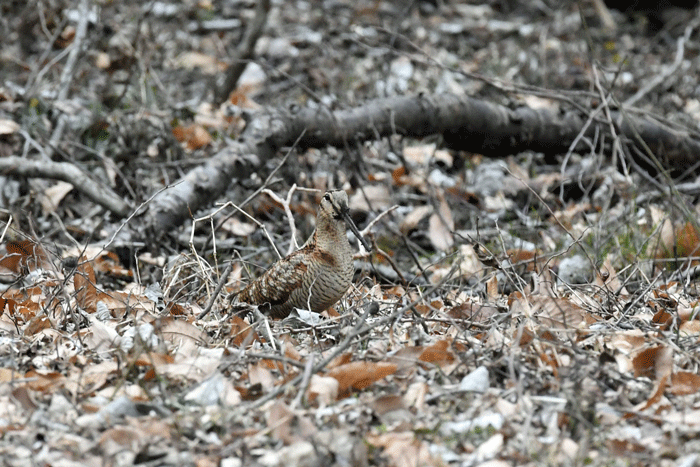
336;206;372;252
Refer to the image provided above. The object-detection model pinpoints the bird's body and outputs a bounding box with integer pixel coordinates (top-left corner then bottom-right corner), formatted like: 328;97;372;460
234;190;368;319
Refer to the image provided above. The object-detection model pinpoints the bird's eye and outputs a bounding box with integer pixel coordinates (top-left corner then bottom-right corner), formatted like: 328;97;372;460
323;193;331;201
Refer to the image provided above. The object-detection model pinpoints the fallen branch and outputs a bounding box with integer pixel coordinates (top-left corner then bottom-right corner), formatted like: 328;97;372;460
139;92;700;238
0;156;130;216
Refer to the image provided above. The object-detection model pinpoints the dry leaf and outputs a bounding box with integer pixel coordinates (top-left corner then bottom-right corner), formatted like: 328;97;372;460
158;317;209;346
530;296;594;330
0;239;51;274
418;340;455;369
446;300;499;325
326;352;353;370
594;256;627;295
23;369;63;392
75;256;99;314
93;250;132;278
40;181;74;214
632;345;673;381
134;352;175;367
607;438;647;457
635;373;670;412
81;314;120;352
0;118;19;135
64;360;119;396
171;51;226;74
221;217;256;237
668;371;700;395
455;244;483;279
403;144;436;165
99;427;142;457
306;374;339;405
229;315;260;347
248;362;276;391
655;220;700;264
327;361;397;396
679;319;700;335
349;185;392;211
519;94;559;111
172;124;212;151
365;432;435;467
486;274;499;299
399;204;433;234
95;52;110;69
266;401;316;445
391;165;408;186
24;315;51;336
428;194;454;251
226;84;261;110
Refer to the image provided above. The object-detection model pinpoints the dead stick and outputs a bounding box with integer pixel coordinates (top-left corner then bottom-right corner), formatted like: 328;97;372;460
0;156;129;216
215;0;271;104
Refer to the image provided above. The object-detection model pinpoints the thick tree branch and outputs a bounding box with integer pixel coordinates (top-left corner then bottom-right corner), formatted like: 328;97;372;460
140;93;700;237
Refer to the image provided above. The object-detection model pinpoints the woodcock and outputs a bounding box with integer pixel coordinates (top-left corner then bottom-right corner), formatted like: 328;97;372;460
234;190;370;319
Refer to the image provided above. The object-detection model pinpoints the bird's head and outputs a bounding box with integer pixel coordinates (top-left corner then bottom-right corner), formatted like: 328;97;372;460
318;190;371;251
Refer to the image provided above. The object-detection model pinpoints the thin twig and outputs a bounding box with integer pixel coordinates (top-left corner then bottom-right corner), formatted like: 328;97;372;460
624;28;689;108
591;63;627;173
262;185;300;256
221;201;282;259
57;0;90;101
100;182;182;254
291;354;315;410
373;244;407;285
361;205;399;235
247;266;457;409
215;0;271;104
198;262;233;320
205;129;305;253
25;14;68;95
240;133;302;207
252;308;279;351
243;352;306;369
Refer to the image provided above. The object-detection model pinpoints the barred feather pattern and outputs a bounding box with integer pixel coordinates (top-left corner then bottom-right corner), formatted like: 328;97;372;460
234;190;356;319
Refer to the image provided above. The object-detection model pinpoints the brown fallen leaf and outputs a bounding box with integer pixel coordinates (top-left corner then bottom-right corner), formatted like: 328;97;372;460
266;401;316;445
74;256;99;314
327;361;397;396
632;345;672;381
365;431;436;467
668;371;700;395
418;340;456;369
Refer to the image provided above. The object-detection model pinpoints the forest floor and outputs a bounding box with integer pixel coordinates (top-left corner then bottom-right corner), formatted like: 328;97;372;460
1;0;700;466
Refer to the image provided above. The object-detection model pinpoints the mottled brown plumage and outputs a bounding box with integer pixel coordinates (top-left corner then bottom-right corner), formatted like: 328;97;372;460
234;190;369;319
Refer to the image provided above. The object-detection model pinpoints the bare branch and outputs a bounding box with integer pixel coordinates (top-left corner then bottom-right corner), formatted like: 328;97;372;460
141;93;700;238
215;0;271;104
0;156;130;216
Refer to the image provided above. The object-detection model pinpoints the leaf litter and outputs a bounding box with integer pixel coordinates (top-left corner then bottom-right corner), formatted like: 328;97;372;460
2;1;700;466
2;209;700;466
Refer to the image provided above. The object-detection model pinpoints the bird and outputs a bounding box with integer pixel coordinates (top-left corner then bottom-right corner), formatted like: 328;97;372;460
233;190;370;319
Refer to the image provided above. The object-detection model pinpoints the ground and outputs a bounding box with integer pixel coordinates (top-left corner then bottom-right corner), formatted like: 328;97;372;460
1;0;700;466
